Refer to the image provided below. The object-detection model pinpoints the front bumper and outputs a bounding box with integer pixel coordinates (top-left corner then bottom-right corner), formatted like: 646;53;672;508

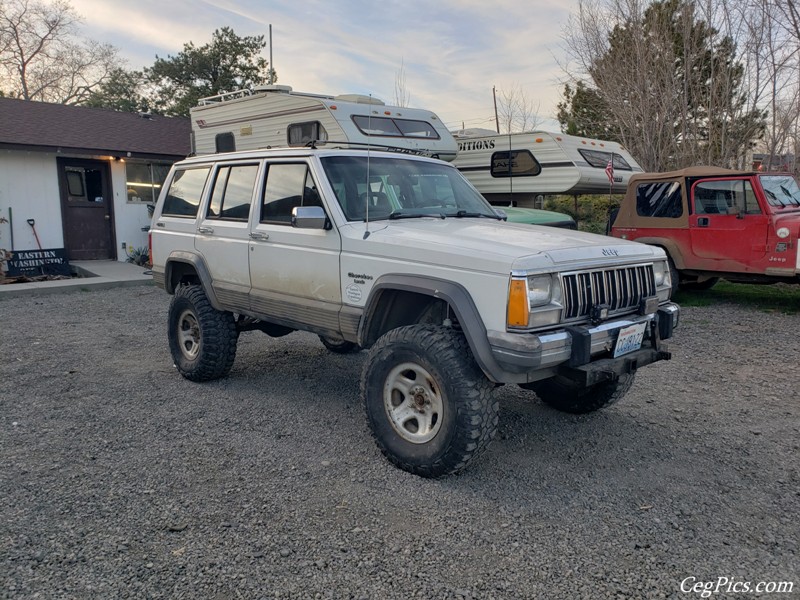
486;303;679;384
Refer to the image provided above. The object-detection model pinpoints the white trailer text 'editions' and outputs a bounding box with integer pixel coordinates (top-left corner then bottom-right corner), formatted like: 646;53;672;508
191;85;458;161
451;129;643;206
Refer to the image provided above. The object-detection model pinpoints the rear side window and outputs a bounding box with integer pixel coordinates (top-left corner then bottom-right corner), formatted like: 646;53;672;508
636;181;683;218
491;150;541;177
207;164;259;220
261;163;323;224
161;168;210;217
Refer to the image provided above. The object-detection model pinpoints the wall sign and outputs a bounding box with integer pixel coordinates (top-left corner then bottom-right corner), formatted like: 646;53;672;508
6;248;71;277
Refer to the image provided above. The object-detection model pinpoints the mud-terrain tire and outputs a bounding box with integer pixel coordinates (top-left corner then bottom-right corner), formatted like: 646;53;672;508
524;373;636;414
168;285;238;382
319;335;361;354
361;324;498;478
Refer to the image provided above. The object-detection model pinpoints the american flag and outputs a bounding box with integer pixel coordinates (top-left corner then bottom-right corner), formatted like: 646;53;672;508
605;158;615;184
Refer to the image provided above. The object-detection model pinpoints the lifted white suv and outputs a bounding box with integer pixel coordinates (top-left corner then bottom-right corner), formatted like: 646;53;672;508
150;148;679;477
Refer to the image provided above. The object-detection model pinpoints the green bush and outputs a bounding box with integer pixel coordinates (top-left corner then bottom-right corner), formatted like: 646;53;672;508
544;195;623;234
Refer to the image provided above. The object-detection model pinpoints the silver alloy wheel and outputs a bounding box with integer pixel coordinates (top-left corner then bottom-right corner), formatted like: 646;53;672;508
383;361;444;444
177;309;201;360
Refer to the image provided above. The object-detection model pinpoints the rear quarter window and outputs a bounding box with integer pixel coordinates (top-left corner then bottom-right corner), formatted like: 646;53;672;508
635;181;683;218
161;167;211;218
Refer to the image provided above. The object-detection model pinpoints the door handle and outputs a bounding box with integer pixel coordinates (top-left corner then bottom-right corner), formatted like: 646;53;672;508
697;217;709;227
249;232;270;241
198;226;214;234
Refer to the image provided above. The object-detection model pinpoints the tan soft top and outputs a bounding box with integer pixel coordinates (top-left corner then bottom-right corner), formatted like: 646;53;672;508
628;166;752;185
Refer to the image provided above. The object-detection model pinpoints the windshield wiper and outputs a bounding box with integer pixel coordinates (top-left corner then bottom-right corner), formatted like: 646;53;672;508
388;211;446;220
453;210;503;220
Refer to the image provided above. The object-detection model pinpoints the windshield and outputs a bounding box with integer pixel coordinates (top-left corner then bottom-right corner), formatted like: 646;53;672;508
320;155;499;221
759;175;800;208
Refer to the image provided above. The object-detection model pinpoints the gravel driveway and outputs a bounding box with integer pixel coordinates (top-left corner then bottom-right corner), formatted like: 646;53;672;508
1;286;797;599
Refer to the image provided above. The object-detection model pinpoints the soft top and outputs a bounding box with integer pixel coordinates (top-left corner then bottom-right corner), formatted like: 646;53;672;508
628;166;752;185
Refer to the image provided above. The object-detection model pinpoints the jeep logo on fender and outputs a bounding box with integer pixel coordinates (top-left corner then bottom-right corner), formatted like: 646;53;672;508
602;248;619;257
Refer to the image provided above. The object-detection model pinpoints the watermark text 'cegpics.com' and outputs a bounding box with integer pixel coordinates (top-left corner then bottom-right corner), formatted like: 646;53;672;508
681;577;794;598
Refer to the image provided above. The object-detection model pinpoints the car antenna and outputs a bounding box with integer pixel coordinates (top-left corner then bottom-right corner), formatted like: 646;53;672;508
363;94;373;239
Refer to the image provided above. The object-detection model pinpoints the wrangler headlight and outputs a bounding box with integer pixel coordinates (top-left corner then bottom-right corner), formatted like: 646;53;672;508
653;260;670;288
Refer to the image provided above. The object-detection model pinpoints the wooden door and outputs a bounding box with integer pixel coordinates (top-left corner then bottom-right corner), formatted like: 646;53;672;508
58;158;115;260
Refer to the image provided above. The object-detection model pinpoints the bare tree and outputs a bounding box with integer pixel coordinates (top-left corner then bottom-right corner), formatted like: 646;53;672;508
0;0;118;104
495;84;541;133
393;58;410;107
562;0;766;171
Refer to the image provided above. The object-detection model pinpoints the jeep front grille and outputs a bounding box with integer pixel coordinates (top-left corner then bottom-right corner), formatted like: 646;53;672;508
561;264;656;321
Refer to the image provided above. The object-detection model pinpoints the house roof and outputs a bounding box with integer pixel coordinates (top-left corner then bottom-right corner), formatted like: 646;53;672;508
0;97;190;159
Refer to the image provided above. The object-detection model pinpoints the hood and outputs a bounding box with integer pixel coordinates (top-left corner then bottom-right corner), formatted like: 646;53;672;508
340;218;663;274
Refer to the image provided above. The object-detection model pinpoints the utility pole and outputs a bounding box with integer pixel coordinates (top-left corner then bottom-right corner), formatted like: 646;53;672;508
493;86;500;133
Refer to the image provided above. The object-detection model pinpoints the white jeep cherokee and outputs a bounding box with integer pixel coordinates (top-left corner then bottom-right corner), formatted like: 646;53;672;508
150;148;679;477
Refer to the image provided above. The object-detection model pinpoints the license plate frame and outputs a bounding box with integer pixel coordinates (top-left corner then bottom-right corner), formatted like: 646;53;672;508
613;322;648;358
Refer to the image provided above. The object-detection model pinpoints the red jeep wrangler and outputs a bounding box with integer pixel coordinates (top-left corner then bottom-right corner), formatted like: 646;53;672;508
609;167;800;290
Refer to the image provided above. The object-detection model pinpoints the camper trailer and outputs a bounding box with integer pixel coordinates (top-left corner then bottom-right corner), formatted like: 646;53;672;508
190;85;458;160
451;129;643;207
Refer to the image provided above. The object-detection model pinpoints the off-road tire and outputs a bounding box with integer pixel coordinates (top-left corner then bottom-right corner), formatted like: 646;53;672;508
361;324;498;478
319;335;361;354
524;373;636;414
168;285;238;382
667;256;680;296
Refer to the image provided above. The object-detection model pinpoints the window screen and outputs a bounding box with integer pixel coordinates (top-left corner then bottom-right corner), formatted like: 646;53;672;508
288;121;328;146
207;164;258;220
161;168;210;218
635;181;683;218
215;132;236;153
490;150;541;177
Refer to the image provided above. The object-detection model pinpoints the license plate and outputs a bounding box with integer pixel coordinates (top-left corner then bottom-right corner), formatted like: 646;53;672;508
613;322;647;358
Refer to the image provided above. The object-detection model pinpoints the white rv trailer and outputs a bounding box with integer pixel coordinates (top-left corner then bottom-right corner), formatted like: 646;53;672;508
190;85;458;160
451;129;643;206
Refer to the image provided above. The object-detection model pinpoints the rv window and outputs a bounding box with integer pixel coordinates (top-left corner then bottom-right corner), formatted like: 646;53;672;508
161;167;210;218
207;164;259;221
288;121;328;146
579;149;632;171
636;181;683;218
351;116;441;140
215;132;236;153
490;150;541;178
261;163;323;224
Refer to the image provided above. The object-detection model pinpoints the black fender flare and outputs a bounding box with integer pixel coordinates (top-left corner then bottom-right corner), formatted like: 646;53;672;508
164;251;223;310
359;274;507;383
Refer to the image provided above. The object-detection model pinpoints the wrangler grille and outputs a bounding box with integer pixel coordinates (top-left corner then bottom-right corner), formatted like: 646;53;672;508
561;264;656;321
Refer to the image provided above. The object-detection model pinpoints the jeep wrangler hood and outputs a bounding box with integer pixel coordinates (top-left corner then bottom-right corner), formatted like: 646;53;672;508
341;219;663;274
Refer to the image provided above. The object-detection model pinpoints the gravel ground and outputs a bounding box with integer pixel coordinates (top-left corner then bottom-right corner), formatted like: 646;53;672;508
1;286;798;599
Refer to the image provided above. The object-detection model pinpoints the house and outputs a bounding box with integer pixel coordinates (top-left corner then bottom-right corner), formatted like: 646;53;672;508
0;98;190;262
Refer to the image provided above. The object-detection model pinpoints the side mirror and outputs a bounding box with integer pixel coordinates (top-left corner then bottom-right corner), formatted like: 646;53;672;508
292;205;330;230
494;208;508;221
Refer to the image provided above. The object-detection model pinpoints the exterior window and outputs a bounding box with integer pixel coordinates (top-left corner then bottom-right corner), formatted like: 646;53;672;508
636;181;683;218
126;162;170;203
693;179;759;215
288;121;328;146
161;168;210;218
215;132;236;153
261;163;323;224
579;149;632;171
351;115;440;139
490;150;541;177
207;164;259;220
66;170;85;198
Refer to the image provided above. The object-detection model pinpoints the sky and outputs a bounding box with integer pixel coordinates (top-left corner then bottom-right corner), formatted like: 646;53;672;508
68;0;579;131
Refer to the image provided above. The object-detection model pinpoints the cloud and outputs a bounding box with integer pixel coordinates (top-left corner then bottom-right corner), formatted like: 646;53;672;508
69;0;579;131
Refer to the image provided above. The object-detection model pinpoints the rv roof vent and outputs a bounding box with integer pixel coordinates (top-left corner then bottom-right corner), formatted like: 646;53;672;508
334;94;385;106
253;84;293;93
